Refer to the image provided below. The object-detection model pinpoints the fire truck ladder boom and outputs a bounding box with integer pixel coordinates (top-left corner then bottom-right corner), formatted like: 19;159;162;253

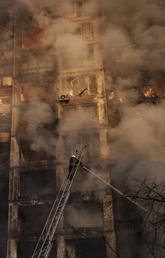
31;148;84;258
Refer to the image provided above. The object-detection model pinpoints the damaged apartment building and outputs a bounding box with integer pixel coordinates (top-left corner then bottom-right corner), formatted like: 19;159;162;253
1;0;164;258
0;1;116;258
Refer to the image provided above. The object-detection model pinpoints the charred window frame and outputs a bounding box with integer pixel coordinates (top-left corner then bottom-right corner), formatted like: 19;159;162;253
65;199;104;228
62;104;98;121
60;74;97;97
75;238;106;258
17;241;57;258
21;30;44;49
21;51;54;74
20;169;56;200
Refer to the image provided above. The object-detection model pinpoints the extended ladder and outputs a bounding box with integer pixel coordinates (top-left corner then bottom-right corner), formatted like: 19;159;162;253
31;148;84;258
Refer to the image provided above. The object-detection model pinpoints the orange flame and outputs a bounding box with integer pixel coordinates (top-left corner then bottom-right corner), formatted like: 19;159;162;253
144;88;153;97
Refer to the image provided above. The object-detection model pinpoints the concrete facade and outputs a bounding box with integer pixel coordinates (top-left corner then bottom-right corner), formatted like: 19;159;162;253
0;1;116;257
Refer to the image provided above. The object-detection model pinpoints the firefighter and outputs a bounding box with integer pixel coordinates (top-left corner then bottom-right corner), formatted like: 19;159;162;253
68;154;82;180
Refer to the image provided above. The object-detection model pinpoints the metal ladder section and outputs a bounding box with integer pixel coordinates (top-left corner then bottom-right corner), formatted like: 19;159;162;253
31;148;84;258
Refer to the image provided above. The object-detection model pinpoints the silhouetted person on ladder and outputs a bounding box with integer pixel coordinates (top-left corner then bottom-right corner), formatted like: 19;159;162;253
68;154;82;180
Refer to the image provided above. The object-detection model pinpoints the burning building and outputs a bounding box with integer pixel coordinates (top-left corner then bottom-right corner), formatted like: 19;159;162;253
1;1;117;258
0;0;165;258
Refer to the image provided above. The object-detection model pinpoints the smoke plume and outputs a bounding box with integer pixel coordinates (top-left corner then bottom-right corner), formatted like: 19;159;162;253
11;1;165;257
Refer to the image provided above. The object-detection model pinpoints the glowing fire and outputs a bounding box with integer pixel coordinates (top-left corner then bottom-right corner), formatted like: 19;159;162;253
109;92;115;100
144;88;153;97
119;97;123;103
22;30;44;49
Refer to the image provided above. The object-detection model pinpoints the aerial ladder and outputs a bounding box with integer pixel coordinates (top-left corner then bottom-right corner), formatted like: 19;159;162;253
31;145;149;258
31;147;85;258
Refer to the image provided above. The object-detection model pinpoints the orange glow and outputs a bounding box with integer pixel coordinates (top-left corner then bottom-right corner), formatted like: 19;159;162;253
22;30;44;49
0;132;10;142
119;97;123;103
109;91;115;100
145;83;165;97
144;88;153;97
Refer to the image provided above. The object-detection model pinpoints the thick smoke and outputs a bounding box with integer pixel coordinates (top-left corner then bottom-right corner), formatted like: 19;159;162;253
65;202;103;228
110;102;165;182
16;0;165;197
16;100;58;158
99;0;165;183
13;0;165;257
100;0;165;106
16;0;88;72
99;2;165;257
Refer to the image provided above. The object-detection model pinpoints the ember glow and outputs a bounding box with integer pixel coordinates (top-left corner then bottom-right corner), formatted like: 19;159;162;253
109;91;115;100
119;97;123;103
144;88;153;97
22;30;44;49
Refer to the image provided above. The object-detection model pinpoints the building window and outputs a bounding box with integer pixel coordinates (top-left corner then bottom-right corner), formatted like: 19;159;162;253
62;104;98;123
21;52;54;74
16;101;57;162
60;44;95;70
144;83;165;98
2;77;12;86
20;170;56;199
60;74;97;97
17;241;57;258
75;238;106;258
22;30;44;49
21;82;52;101
82;23;94;41
86;45;95;63
65;200;103;228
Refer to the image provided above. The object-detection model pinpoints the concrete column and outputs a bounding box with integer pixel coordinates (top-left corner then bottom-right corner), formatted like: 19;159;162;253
8;203;18;237
97;70;105;96
8;168;20;202
103;195;117;258
66;242;76;258
8;126;20;258
10;137;19;168
7;239;17;258
57;236;66;258
97;98;106;124
7;79;21;258
104;233;117;258
99;129;109;159
11;106;19;137
7;201;18;258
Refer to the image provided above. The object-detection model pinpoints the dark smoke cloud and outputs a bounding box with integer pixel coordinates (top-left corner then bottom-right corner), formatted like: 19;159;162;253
98;0;165;181
10;1;165;256
100;0;165;100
